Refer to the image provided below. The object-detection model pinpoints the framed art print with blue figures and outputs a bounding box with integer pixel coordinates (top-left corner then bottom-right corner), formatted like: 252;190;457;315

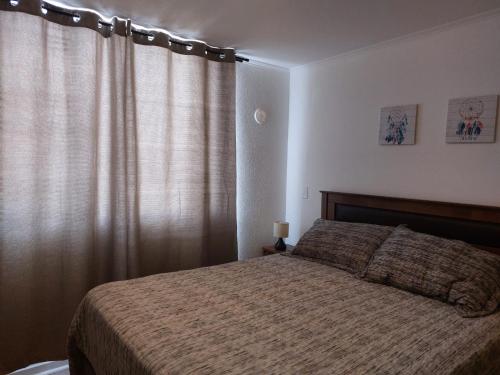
379;104;417;145
446;95;498;143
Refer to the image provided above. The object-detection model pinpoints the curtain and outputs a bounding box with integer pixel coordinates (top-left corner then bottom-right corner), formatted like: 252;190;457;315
0;10;236;372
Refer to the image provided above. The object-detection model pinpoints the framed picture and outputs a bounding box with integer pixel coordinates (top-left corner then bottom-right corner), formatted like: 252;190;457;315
446;95;498;143
379;104;417;145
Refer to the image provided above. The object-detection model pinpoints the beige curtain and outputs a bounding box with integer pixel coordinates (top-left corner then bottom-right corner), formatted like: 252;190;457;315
0;11;236;372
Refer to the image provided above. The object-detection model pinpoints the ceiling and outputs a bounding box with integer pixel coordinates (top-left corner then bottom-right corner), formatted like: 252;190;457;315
62;0;500;67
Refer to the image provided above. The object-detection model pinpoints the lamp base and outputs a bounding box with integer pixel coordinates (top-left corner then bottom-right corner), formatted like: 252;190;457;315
274;238;287;251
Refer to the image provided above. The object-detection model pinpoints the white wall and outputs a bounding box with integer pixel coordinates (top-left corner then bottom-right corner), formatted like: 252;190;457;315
236;63;290;259
286;13;500;244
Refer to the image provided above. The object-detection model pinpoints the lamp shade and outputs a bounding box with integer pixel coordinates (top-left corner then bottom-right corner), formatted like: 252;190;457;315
273;221;289;238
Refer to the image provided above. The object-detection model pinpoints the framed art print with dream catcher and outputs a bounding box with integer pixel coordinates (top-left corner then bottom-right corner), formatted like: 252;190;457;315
379;104;417;145
446;95;498;143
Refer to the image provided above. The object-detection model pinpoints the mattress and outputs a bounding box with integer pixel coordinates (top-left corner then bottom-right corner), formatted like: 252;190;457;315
68;254;500;374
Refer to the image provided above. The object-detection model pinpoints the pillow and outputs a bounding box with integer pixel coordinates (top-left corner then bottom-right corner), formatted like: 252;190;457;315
363;225;500;317
291;219;394;275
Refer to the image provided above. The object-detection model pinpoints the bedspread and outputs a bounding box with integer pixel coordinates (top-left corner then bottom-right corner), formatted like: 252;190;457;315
68;254;500;374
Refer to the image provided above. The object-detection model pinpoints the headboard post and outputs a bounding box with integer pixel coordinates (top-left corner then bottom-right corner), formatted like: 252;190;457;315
321;192;331;220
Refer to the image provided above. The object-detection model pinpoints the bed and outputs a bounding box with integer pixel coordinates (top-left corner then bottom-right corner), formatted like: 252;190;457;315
68;192;500;374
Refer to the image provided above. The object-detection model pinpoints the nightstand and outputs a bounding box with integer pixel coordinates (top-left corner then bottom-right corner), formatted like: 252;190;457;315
262;245;294;256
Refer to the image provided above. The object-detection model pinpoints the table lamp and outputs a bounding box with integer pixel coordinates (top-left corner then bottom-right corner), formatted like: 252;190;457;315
273;221;289;251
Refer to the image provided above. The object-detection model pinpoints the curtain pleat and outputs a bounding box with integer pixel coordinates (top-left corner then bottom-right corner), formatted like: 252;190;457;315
0;10;236;372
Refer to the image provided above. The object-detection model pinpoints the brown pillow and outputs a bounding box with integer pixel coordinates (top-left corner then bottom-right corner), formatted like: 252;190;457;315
363;226;500;317
291;219;394;275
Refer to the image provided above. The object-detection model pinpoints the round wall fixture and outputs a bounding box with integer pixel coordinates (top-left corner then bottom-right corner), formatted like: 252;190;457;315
254;108;267;125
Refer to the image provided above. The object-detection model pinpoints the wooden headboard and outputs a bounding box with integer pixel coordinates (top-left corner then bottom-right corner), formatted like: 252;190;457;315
321;191;500;256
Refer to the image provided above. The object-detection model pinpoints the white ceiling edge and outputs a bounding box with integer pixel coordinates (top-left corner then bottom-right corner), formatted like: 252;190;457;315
286;7;500;71
237;54;292;71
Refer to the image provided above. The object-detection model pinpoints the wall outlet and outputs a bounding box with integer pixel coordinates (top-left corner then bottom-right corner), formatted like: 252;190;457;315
302;186;309;199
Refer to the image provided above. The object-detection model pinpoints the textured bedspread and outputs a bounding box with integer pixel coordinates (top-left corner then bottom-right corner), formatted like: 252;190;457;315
68;254;500;375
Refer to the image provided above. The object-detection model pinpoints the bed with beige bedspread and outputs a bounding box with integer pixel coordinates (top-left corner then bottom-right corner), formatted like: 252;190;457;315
68;254;500;374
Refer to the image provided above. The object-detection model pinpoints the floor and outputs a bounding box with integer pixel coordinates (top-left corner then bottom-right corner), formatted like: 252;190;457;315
11;361;69;375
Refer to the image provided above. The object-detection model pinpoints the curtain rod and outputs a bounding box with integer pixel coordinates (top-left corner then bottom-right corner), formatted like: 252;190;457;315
2;0;249;63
